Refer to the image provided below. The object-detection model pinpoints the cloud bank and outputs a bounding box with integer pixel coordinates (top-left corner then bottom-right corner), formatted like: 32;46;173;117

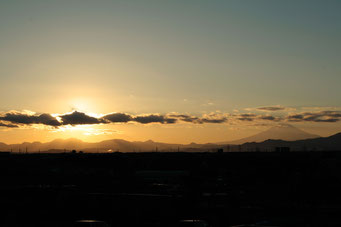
0;108;340;129
0;111;227;128
0;112;61;126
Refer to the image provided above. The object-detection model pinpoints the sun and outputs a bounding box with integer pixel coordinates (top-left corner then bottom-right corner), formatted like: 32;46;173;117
69;98;90;112
67;98;106;119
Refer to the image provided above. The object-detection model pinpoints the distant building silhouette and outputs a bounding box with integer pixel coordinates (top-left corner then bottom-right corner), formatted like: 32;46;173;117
275;147;290;152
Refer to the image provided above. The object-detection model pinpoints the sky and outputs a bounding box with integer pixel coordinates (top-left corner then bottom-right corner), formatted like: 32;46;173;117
1;0;341;144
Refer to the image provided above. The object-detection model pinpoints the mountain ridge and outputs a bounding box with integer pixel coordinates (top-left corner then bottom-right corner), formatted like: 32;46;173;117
1;126;340;153
219;124;320;144
240;131;341;151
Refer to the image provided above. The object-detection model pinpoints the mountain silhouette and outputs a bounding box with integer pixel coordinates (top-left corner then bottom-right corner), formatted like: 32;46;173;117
241;131;341;152
220;124;320;144
1;129;340;153
0;138;185;153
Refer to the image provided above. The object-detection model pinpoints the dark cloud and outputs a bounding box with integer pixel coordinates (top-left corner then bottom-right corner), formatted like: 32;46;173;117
38;114;62;126
103;113;178;124
169;114;227;124
60;111;104;125
200;118;227;123
238;117;254;121
287;114;304;121
102;113;133;123
239;114;257;117
169;114;201;123
286;111;341;123
257;106;286;111
258;115;276;121
314;118;339;123
133;115;177;124
0;112;61;126
0;122;18;128
322;111;341;118
0;111;228;127
237;113;257;121
236;113;281;122
258;115;282;121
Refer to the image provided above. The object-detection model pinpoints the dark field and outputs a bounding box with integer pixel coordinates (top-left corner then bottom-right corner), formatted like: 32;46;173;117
0;151;341;227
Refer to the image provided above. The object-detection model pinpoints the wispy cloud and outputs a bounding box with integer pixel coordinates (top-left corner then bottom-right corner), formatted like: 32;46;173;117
286;111;341;123
168;113;227;124
246;105;295;112
234;113;282;122
0;122;19;128
257;106;286;111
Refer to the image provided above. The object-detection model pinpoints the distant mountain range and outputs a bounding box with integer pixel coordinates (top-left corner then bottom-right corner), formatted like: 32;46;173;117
0;137;219;153
219;124;320;144
0;124;340;152
0;138;179;153
239;132;341;152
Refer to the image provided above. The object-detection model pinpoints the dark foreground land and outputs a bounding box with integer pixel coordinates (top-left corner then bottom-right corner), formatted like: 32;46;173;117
0;151;341;227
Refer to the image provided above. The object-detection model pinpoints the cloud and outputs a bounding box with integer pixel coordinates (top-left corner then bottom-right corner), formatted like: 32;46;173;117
200;118;227;123
258;115;281;121
103;113;178;124
0;112;61;126
168;114;227;124
257;106;286;111
1;108;341;129
60;111;104;125
102;113;133;123
133;115;177;124
0;110;229;127
199;113;227;124
38;114;62;126
237;113;257;121
169;114;201;123
0;122;18;128
286;111;341;123
245;105;295;112
234;113;282;122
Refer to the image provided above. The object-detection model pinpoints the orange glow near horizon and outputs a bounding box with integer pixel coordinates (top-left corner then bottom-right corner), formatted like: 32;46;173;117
1;107;341;145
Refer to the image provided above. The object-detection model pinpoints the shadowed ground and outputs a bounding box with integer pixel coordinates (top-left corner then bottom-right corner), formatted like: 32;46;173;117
0;151;340;226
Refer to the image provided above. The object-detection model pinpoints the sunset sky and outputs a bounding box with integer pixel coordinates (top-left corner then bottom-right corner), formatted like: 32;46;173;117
1;0;341;144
